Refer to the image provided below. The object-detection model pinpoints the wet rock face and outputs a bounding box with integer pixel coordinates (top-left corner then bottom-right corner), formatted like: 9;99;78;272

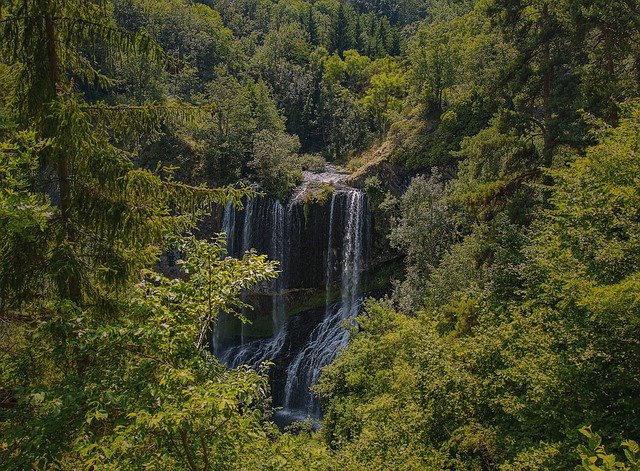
223;191;371;293
213;175;372;420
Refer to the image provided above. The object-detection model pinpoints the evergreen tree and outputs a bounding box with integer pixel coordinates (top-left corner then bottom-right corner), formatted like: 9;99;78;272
1;0;234;310
307;6;319;45
485;0;575;164
378;17;393;56
573;0;640;124
332;2;356;56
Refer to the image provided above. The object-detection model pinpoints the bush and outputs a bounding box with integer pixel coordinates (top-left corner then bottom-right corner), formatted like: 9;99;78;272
249;130;303;200
299;153;327;172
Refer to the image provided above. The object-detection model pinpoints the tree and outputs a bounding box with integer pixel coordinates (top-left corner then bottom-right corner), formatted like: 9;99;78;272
1;0;231;309
191;72;285;184
573;0;640;124
484;0;577;164
408;20;460;117
307;6;320;45
249;130;302;199
0;130;52;308
319;83;367;161
0;231;333;468
332;2;357;56
361;57;407;134
113;0;237;89
388;171;467;312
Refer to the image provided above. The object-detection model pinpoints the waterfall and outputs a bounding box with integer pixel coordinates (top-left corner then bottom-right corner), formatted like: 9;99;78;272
241;198;255;255
221;200;236;256
268;200;287;356
239;198;256;345
219;198;288;368
324;194;337;309
283;189;367;415
212;201;236;358
213;185;371;422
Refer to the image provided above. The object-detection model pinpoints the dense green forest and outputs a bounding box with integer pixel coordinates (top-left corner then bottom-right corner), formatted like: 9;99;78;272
1;0;639;469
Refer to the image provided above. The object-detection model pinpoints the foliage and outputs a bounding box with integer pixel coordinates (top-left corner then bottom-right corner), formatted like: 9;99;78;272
303;183;336;207
3;0;640;467
576;426;640;471
0;131;53;308
299;153;328;172
249;130;303;200
408;20;460;116
0;1;330;468
320;102;640;469
389;170;470;311
114;0;236;91
361;58;407;134
1;236;332;469
101;0;414;189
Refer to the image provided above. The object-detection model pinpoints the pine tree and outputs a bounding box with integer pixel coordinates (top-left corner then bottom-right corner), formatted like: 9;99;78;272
574;0;640;124
0;0;240;311
332;3;356;56
307;6;319;46
354;16;366;53
485;0;574;165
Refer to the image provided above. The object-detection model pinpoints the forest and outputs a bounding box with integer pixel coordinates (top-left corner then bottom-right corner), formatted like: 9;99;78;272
1;0;639;469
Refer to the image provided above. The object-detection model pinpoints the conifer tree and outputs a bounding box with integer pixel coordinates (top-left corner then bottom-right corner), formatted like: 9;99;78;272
485;0;574;164
1;0;239;311
307;6;319;45
332;3;356;56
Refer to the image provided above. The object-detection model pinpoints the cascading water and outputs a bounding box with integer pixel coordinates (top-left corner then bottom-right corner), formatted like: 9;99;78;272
239;198;255;345
221;200;236;256
268;200;287;355
218;199;288;367
213;178;370;423
283;190;367;416
212;201;237;359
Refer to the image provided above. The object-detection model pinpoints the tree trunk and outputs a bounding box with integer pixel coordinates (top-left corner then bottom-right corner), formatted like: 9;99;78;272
541;3;554;167
45;11;81;303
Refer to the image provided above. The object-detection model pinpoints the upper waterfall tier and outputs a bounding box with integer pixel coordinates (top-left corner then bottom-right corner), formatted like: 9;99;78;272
222;189;371;292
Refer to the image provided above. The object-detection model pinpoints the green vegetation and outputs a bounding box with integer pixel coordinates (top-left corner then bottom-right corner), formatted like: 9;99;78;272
318;62;640;471
2;0;639;468
576;427;640;471
0;0;326;468
303;183;336;206
318;0;640;467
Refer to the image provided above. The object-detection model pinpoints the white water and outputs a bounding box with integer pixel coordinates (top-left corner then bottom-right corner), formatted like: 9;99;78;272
240;199;256;345
214;183;370;421
283;189;366;415
212;201;236;358
218;199;289;368
221;200;236;256
325;194;337;309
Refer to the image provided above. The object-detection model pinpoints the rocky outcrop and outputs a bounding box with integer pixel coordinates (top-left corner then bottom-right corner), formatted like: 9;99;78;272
346;140;408;196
